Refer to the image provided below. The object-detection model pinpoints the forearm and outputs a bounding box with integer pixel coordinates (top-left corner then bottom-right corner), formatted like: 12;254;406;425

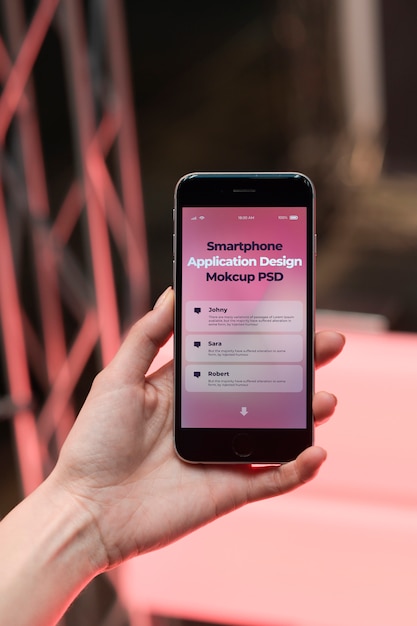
0;474;105;626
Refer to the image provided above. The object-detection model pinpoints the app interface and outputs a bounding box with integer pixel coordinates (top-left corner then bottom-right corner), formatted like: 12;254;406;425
180;206;309;428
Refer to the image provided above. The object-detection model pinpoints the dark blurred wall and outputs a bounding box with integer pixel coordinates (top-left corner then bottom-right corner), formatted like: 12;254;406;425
124;0;345;300
381;0;417;172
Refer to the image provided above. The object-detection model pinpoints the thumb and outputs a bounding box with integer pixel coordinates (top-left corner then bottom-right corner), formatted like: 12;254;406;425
243;446;327;503
108;287;174;384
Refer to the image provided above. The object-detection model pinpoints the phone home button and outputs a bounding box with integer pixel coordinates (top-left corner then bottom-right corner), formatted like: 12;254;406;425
232;433;253;459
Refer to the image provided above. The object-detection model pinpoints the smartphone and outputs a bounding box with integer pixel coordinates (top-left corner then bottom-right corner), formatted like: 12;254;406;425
173;172;315;463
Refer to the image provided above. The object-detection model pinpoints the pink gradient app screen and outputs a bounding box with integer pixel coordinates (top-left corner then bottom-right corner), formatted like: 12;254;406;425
180;206;309;429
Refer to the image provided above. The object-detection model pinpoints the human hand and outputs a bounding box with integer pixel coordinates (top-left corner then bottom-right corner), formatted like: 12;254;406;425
51;287;345;571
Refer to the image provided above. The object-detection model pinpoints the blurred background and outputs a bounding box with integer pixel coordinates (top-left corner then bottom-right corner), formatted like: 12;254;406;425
1;0;417;624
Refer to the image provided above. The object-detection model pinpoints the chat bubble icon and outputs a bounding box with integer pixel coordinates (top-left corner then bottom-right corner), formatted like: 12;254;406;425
193;371;201;378
194;307;201;314
194;341;201;348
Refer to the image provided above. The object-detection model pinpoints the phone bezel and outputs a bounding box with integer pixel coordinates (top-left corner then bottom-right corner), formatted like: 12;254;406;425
173;172;315;463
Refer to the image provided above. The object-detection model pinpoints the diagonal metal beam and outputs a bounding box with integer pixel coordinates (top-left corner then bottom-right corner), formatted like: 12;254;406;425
61;0;121;365
0;0;60;144
0;180;44;493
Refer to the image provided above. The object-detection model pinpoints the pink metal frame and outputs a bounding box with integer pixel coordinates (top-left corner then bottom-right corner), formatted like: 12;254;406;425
0;0;149;495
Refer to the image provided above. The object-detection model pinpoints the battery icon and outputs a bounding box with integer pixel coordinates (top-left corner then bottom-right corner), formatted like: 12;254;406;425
289;215;299;220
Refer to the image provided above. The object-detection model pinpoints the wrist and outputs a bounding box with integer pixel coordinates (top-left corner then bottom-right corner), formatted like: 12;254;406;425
0;473;106;626
44;470;109;574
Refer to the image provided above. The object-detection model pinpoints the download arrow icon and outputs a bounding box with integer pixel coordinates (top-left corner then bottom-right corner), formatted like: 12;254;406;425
240;407;248;416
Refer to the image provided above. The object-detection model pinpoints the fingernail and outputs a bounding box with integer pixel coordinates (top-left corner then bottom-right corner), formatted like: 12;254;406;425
153;286;172;309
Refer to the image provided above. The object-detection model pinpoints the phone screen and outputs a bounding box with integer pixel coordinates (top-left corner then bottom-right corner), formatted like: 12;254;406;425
174;173;314;463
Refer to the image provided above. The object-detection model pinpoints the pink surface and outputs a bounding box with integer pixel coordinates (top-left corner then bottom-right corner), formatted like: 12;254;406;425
117;330;417;626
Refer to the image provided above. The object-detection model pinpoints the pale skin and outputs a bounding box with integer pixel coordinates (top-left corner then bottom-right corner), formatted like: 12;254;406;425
0;287;345;626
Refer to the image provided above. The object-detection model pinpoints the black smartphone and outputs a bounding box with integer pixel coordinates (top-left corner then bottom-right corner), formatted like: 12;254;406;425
173;172;315;463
